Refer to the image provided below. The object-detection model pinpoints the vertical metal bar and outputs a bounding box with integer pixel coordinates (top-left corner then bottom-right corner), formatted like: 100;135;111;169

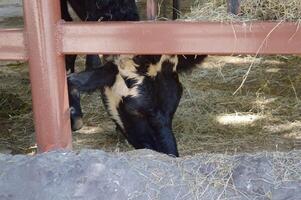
173;0;180;19
23;0;72;152
147;0;157;20
227;0;241;15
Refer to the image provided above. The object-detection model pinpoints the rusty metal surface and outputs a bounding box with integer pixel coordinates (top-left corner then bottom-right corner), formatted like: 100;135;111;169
146;0;157;20
60;21;301;55
23;0;72;152
0;29;27;61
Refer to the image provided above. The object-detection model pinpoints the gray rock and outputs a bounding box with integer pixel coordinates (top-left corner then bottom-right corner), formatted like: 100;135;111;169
0;150;300;200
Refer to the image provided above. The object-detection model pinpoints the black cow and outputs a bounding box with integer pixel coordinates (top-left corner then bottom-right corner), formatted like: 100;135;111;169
60;0;140;72
68;55;206;157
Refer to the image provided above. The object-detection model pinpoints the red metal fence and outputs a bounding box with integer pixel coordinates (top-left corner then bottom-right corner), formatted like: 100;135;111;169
1;0;301;152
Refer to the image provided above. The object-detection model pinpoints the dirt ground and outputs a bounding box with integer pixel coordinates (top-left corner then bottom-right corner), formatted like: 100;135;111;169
0;1;301;156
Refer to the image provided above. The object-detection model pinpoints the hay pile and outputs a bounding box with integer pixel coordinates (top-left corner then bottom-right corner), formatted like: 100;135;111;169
175;56;301;155
0;150;300;199
0;62;35;154
183;0;301;22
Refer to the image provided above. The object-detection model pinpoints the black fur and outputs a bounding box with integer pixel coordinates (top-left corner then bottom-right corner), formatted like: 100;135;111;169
67;62;118;130
85;0;140;21
177;55;208;72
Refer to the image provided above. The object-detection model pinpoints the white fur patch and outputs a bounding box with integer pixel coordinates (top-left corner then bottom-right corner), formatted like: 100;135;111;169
147;55;178;77
104;74;128;129
104;56;144;130
115;55;138;79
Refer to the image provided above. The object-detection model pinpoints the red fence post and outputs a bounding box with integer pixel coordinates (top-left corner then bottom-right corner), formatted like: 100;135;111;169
23;0;72;152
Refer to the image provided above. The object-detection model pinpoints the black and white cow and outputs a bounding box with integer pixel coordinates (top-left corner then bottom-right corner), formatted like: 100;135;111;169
68;55;206;157
64;0;207;156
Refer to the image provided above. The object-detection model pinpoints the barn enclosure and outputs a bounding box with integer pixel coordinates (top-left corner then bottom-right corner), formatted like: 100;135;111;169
0;0;301;199
0;0;300;155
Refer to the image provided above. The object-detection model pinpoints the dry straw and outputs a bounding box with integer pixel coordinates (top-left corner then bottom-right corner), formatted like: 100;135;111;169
183;0;301;22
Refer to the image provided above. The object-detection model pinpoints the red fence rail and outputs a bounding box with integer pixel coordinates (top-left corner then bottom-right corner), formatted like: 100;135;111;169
2;21;301;61
0;29;27;60
0;0;301;152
